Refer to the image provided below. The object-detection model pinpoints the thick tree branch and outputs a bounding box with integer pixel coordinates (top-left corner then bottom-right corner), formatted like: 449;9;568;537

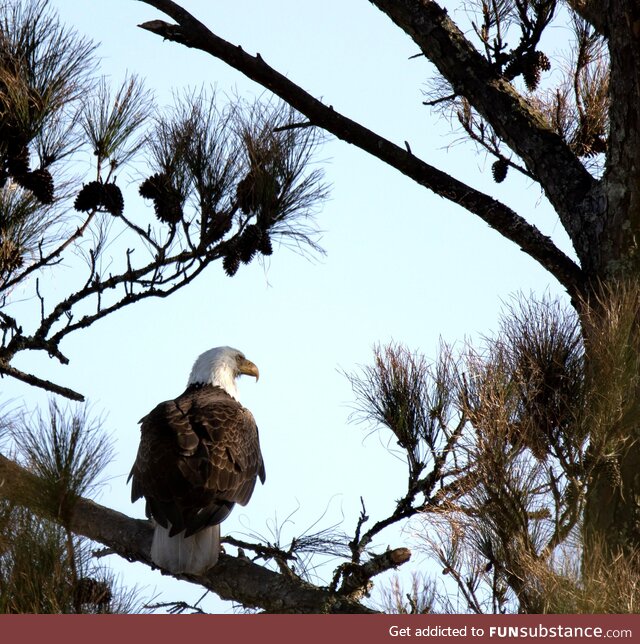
0;453;377;613
368;0;598;268
566;0;609;36
136;2;584;296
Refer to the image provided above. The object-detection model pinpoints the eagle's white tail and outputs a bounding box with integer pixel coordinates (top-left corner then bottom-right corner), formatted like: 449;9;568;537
150;523;220;575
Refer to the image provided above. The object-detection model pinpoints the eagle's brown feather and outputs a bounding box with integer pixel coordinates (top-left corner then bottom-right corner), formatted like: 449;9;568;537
129;384;265;538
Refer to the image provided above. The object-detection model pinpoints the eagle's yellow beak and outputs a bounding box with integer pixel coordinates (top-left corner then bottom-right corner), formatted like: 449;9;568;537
238;357;259;381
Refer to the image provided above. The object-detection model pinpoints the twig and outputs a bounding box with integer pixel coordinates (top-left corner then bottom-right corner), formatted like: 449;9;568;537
273;121;314;132
0;212;99;294
222;535;296;562
423;92;457;107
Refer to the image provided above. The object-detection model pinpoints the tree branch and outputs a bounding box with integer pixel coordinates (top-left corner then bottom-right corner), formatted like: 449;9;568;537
335;548;412;599
135;3;584;296
0;453;376;613
367;0;598;268
0;211;99;294
0;239;220;400
0;361;84;401
565;0;609;36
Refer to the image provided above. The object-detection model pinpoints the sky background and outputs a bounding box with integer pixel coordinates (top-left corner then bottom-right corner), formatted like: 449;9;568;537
3;0;576;612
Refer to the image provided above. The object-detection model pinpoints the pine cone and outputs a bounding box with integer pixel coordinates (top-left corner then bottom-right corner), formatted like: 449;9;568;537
205;212;233;244
503;57;523;80
222;239;241;277
258;234;273;256
523;65;541;92
102;182;124;216
139;172;166;200
236;172;258;214
73;577;112;606
505;50;550;91
223;254;240;277
535;51;551;72
15;168;54;204
523;51;550;92
140;173;183;224
74;181;105;212
491;159;509;183
6;143;30;177
153;193;183;225
3;127;30;176
237;224;262;264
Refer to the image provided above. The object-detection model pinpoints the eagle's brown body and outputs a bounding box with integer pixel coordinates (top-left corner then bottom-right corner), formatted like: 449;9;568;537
129;348;264;574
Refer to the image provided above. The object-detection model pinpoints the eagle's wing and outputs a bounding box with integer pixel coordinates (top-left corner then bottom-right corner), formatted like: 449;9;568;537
129;385;265;537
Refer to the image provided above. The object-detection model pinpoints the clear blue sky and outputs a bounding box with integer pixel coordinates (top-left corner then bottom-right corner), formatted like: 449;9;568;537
4;0;573;611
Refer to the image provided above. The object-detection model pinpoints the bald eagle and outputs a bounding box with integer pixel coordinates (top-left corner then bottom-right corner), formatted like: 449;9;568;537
129;347;265;575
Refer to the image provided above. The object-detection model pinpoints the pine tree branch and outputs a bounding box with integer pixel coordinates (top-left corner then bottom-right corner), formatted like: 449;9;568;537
565;0;609;36
0;211;99;295
135;3;584;296
0;453;376;613
368;0;598;267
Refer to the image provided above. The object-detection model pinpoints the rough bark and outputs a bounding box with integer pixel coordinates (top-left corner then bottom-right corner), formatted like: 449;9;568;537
600;0;640;276
0;454;377;613
583;442;640;562
566;0;610;36
580;0;640;562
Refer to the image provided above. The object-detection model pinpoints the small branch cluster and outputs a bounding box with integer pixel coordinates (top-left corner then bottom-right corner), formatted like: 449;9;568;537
424;0;607;187
470;0;555;90
530;15;608;162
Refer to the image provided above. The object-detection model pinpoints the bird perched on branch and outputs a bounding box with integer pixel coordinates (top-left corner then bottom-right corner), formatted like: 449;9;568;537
129;346;265;575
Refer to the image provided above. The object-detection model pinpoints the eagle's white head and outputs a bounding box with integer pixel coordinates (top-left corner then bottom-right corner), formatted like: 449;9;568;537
187;346;259;400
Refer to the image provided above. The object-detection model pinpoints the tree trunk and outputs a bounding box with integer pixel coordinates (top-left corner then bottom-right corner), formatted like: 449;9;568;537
583;442;640;561
600;0;640;277
581;0;640;562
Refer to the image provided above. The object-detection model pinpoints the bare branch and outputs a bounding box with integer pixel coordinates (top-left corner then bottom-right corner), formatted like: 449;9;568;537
0;211;99;294
0;361;84;401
